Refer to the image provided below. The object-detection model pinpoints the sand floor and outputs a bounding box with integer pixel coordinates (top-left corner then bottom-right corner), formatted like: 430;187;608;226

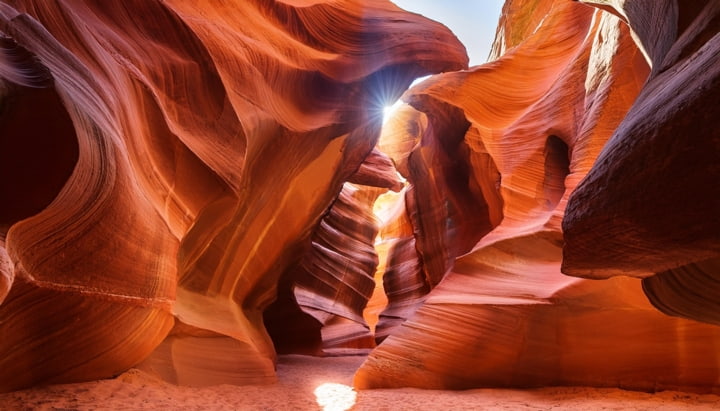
1;354;719;410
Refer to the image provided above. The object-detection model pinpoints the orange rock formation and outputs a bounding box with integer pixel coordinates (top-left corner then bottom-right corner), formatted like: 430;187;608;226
1;0;718;395
354;0;720;392
0;0;465;391
562;0;720;326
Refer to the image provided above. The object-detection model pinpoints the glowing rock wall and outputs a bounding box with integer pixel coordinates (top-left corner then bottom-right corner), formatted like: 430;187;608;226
1;0;718;394
562;0;720;326
0;0;465;391
354;0;720;392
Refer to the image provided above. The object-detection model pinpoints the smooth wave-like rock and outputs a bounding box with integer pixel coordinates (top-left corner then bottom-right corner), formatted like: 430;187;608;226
355;0;720;392
0;0;466;391
265;151;399;354
264;147;401;354
642;257;720;326
2;0;718;395
562;0;720;325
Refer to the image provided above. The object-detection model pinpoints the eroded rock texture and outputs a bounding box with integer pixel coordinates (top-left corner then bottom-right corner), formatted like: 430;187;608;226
0;0;466;391
562;0;720;326
1;0;718;395
355;0;720;392
264;150;402;354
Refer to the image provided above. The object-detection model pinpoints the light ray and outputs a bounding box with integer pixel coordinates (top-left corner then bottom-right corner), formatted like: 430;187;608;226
382;99;403;123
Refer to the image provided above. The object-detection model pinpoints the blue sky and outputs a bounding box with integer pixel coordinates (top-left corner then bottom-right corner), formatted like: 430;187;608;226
390;0;505;66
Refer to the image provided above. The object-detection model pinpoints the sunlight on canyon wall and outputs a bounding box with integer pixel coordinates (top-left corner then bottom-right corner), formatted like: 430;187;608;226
0;0;718;394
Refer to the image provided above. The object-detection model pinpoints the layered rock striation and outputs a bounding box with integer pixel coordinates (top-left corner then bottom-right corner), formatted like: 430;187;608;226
562;0;720;326
1;0;718;394
355;0;720;392
0;0;466;391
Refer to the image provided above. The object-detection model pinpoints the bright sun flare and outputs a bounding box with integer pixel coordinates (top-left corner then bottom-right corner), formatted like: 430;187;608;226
314;382;357;411
382;99;403;123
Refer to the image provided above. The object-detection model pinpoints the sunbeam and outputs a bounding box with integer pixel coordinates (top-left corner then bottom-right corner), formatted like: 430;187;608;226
382;99;403;123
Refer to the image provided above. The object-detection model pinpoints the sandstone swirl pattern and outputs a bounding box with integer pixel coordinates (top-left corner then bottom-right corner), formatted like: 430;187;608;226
562;0;720;326
1;0;718;394
355;0;720;391
0;0;465;391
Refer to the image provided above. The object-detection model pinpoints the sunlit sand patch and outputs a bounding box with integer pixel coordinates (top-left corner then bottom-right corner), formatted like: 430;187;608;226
314;382;357;411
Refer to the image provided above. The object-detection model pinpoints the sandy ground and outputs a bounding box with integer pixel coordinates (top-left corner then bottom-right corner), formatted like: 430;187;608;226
1;355;719;410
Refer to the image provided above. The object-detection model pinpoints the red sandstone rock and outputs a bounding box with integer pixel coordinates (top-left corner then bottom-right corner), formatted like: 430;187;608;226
0;235;12;305
562;0;720;325
0;0;466;391
1;0;718;395
348;148;404;192
355;0;720;392
264;147;402;354
265;182;383;353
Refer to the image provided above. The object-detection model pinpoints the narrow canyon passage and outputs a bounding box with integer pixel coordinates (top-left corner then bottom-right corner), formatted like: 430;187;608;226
0;0;719;403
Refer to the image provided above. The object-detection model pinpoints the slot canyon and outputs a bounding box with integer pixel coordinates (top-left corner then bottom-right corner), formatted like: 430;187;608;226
0;0;719;409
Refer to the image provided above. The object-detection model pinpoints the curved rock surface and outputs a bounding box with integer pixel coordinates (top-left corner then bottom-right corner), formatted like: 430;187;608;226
355;0;720;392
562;0;720;325
1;0;718;395
265;149;401;354
0;0;466;391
